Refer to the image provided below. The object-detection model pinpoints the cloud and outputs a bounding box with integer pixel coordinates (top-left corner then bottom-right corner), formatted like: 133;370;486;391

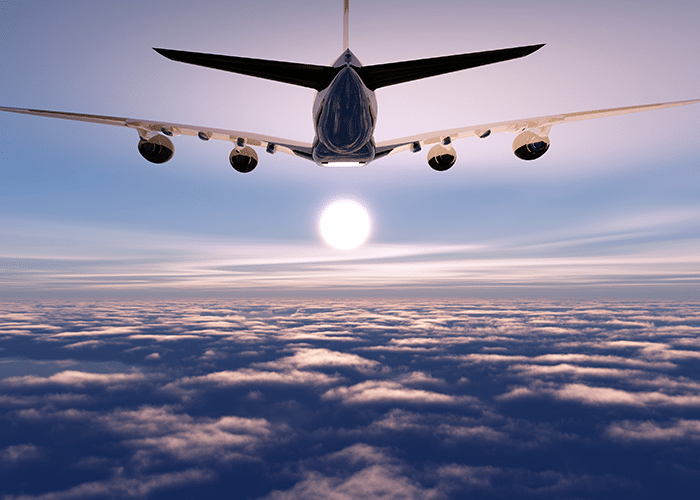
432;464;636;497
3;299;700;499
199;349;226;361
396;371;446;385
14;407;91;422
262;444;440;500
498;382;700;408
261;444;634;500
172;368;342;390
2;370;149;389
3;210;700;297
97;406;287;464
0;444;43;464
257;348;380;373
0;393;92;407
606;419;700;442
508;363;646;379
458;353;676;370
2;468;215;500
363;409;508;443
52;326;143;338
322;381;470;406
264;465;435;500
433;464;503;488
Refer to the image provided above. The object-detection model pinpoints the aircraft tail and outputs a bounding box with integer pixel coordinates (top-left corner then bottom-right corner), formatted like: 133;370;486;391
154;43;544;92
357;44;545;90
154;48;337;91
343;0;350;51
155;0;543;94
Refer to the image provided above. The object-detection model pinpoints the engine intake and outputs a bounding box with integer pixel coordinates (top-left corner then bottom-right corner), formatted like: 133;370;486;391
513;131;550;160
138;134;174;164
427;144;456;171
229;146;258;173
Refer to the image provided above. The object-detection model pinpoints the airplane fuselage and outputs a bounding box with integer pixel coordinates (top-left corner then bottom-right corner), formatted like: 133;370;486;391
312;50;377;166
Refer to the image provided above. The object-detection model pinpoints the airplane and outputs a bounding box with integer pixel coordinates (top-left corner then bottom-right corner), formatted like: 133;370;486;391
1;0;698;173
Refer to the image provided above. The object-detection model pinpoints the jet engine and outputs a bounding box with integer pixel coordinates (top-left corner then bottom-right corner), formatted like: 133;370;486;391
229;146;258;173
138;134;174;164
512;131;550;160
427;144;456;171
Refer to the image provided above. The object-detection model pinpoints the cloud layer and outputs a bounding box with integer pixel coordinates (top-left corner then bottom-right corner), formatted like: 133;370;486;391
1;299;699;499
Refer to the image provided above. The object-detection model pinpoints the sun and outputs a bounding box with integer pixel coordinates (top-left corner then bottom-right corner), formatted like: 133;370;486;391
319;200;371;250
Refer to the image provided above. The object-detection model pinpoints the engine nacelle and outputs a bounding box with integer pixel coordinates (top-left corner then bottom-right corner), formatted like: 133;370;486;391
138;134;174;164
513;131;550;160
229;146;258;173
427;144;456;171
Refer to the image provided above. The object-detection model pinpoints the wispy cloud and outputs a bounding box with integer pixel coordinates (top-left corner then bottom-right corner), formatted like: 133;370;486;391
2;468;215;500
605;419;700;442
98;406;287;463
262;444;438;500
2;208;699;297
257;348;381;373
2;370;149;389
498;382;700;408
171;368;343;391
322;380;473;406
0;444;43;464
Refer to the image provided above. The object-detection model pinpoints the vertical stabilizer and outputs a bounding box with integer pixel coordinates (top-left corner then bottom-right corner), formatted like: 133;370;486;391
343;0;350;50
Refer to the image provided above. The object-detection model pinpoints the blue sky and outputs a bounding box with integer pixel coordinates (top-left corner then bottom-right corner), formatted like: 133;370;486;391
1;0;699;298
2;4;700;498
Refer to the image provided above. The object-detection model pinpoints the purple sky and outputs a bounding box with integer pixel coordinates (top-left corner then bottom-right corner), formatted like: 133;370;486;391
1;0;699;298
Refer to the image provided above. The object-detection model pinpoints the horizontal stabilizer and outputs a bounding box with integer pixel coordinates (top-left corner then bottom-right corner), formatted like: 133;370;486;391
357;44;545;90
154;48;339;91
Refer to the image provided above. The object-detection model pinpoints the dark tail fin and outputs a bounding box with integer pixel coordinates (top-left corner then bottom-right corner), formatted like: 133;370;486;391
153;43;544;92
153;48;338;91
356;44;545;91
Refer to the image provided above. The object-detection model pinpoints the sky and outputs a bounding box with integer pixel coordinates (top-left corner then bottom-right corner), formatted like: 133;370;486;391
1;0;699;298
2;3;700;498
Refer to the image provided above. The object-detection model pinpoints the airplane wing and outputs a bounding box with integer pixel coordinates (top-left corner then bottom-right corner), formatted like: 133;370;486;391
374;99;700;157
0;106;314;160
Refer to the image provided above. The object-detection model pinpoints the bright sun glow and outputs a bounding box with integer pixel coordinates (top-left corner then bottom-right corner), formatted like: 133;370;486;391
319;200;371;250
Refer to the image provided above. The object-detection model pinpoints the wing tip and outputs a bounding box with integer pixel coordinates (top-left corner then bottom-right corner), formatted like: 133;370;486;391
153;47;175;60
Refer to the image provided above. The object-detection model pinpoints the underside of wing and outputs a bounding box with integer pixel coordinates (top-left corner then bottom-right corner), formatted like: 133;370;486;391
375;99;700;158
0;106;314;160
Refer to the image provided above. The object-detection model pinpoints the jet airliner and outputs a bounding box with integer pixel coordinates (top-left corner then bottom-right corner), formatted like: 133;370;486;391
1;0;698;173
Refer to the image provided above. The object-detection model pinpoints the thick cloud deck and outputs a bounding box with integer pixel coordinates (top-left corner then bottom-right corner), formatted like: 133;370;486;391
1;300;699;499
